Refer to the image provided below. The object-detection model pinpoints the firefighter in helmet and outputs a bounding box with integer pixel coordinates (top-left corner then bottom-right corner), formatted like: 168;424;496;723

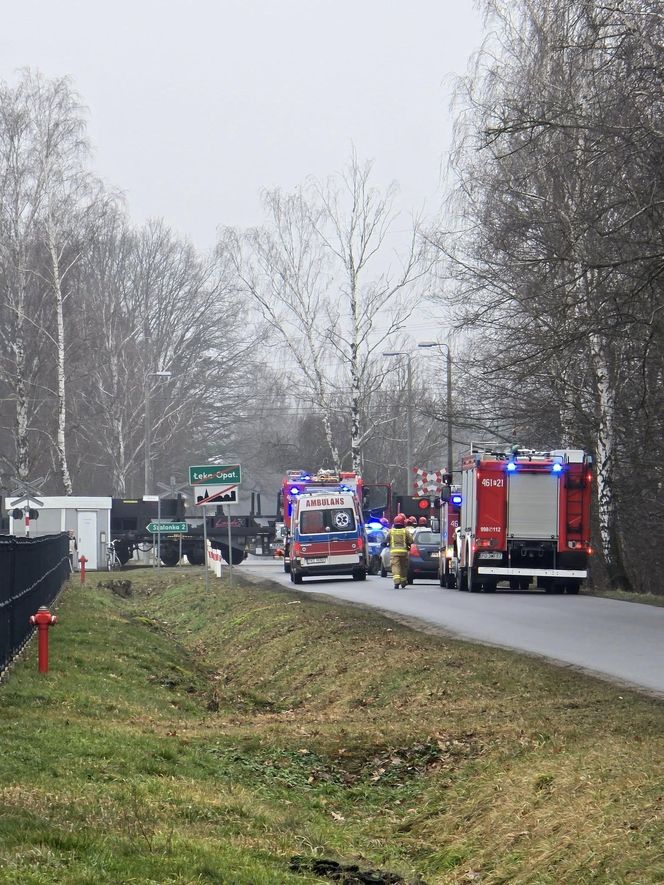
418;516;428;528
406;516;418;542
388;514;410;589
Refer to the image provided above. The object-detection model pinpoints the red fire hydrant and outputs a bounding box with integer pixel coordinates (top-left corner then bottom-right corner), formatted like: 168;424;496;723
29;606;57;674
79;555;87;584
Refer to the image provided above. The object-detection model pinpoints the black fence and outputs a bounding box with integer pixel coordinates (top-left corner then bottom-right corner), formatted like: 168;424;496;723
0;533;70;676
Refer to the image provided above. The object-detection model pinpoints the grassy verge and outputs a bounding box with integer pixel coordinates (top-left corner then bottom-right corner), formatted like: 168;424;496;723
587;588;664;607
0;568;662;884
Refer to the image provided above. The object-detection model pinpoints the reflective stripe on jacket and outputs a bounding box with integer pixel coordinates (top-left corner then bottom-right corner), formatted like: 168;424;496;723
389;526;409;554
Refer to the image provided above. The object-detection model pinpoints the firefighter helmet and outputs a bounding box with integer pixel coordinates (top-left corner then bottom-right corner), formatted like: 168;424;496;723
418;517;428;525
407;516;417;525
393;513;406;526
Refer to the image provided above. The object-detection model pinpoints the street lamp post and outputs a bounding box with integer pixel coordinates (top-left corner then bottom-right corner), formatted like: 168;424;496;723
144;371;172;496
418;342;453;479
383;351;413;495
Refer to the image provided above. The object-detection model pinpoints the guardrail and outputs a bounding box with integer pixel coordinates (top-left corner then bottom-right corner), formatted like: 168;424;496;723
0;533;70;677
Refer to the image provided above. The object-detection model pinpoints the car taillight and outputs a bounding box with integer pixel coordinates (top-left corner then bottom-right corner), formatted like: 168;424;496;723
356;536;363;549
410;543;420;557
293;542;302;555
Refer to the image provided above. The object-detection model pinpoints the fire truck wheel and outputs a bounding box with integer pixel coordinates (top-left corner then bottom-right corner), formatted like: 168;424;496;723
439;567;446;588
456;563;468;591
291;569;303;584
519;578;530;590
565;582;580;594
352;568;367;581
468;568;482;593
482;580;497;592
284;561;291;573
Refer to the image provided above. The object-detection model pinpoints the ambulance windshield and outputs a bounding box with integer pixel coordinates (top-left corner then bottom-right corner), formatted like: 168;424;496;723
299;508;356;534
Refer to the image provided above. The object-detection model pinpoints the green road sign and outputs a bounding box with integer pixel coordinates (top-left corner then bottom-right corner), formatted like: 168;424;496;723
146;521;188;534
189;464;241;485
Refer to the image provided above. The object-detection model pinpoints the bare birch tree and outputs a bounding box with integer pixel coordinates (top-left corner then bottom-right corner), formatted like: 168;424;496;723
222;153;433;473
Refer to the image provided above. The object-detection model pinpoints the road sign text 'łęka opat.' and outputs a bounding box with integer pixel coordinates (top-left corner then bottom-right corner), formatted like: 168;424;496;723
189;464;241;486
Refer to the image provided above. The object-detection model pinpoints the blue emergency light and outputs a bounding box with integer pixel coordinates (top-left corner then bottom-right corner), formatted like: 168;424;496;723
451;494;463;506
506;462;517;472
290;486;300;495
552;463;563;473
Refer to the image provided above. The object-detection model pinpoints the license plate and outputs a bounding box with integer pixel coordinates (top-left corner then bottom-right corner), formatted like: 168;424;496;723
305;557;327;565
431;551;440;558
480;552;502;560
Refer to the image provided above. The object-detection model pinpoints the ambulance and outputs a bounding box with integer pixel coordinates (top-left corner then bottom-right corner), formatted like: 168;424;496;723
288;490;367;584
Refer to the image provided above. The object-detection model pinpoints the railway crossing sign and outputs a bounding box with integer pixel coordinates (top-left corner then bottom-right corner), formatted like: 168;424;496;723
146;521;188;534
189;464;241;486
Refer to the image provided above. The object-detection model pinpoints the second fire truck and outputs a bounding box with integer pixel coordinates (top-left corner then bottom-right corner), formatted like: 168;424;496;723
450;445;593;593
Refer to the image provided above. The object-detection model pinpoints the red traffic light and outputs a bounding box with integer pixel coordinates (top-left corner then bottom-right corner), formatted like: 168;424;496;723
417;499;429;510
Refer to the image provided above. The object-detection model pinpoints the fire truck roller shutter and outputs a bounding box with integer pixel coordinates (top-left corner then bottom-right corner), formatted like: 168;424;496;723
507;473;559;540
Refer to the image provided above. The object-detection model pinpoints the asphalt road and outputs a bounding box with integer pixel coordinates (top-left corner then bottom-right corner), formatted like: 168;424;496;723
239;558;664;697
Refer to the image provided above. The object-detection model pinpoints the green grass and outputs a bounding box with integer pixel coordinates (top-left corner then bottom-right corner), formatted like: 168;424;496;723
0;568;662;884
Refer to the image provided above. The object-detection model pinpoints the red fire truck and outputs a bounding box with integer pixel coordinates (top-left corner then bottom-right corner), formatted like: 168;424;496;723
453;445;593;593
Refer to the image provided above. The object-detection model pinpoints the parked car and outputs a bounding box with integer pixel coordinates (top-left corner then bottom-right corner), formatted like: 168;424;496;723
407;531;442;583
366;528;387;575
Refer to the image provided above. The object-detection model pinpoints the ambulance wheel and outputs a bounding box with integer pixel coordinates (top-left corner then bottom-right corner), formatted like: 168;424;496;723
468;568;482;593
352;568;367;581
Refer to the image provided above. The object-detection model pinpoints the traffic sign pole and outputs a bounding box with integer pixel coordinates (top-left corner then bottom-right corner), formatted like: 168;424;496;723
227;506;233;590
203;506;209;593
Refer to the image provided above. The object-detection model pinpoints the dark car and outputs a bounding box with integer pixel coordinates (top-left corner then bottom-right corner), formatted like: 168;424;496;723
407;531;442;583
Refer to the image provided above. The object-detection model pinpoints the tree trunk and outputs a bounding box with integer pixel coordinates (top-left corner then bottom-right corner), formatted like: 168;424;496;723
48;229;73;494
589;331;632;591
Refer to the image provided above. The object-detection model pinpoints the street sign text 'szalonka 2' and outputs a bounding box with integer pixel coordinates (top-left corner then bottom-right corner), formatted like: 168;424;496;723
189;464;241;486
146;521;188;534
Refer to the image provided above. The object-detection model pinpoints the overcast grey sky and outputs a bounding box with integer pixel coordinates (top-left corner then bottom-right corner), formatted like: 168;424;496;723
1;1;484;252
